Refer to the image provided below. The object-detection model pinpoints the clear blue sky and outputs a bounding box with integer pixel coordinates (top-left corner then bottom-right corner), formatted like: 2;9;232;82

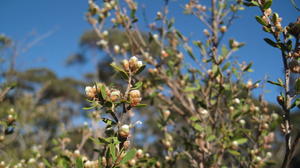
0;0;298;103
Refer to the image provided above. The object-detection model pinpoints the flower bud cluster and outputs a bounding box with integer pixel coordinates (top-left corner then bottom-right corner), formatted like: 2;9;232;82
129;90;142;106
122;56;143;74
85;83;121;102
87;0;117;19
185;2;206;14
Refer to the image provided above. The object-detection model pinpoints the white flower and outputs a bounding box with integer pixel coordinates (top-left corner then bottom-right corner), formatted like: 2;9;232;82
246;80;253;88
232;141;239;147
97;39;108;46
130;56;138;62
85;86;96;98
200;109;208;115
255;156;262;162
137;61;143;68
114;45;120;53
74;150;80;155
239;119;246;125
153;34;159;40
102;30;108;36
272;113;279;120
233;98;240;104
28;158;36;164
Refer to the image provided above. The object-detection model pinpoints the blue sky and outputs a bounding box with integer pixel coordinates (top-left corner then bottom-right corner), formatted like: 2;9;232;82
0;0;298;103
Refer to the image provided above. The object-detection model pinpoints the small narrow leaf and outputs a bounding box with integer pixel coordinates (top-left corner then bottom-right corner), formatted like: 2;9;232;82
264;38;278;48
43;158;52;168
263;0;272;9
222;62;231;71
255;16;268;26
109;144;116;161
267;80;283;87
120;148;137;164
135;65;146;75
228;150;240;156
110;63;129;79
100;85;107;100
75;157;84;168
132;81;143;89
135;104;147;107
235;138;248;145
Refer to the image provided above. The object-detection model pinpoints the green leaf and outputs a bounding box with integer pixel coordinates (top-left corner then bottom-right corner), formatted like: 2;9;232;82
82;106;96;110
242;62;253;72
90;137;110;144
185;46;196;61
110;63;129;79
228;150;240;156
193;41;202;48
264;38;278;48
189;116;198;121
98;156;103;168
183;87;199;92
132;81;143;89
255;16;268;26
102;118;117;126
193;123;203;132
207;135;216;142
43;158;52;168
221;45;229;56
75;157;84;168
222;62;231;71
135;104;147;107
293;98;300;108
263;0;272;9
168;18;175;29
130;9;136;19
235;138;248;145
109;144;116;161
175;30;184;40
100;85;107;100
243;1;259;6
267;80;283;87
120;148;137;164
135;65;146;75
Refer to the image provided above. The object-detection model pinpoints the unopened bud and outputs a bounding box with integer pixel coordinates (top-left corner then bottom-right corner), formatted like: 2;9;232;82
163;110;171;119
220;26;227;33
239;119;246;125
233;98;240;104
203;29;210;36
128;159;136;166
123;140;130;150
114;45;120;53
136;149;143;159
122;59;130;71
277;95;284;106
110;90;121;102
119;124;130;138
